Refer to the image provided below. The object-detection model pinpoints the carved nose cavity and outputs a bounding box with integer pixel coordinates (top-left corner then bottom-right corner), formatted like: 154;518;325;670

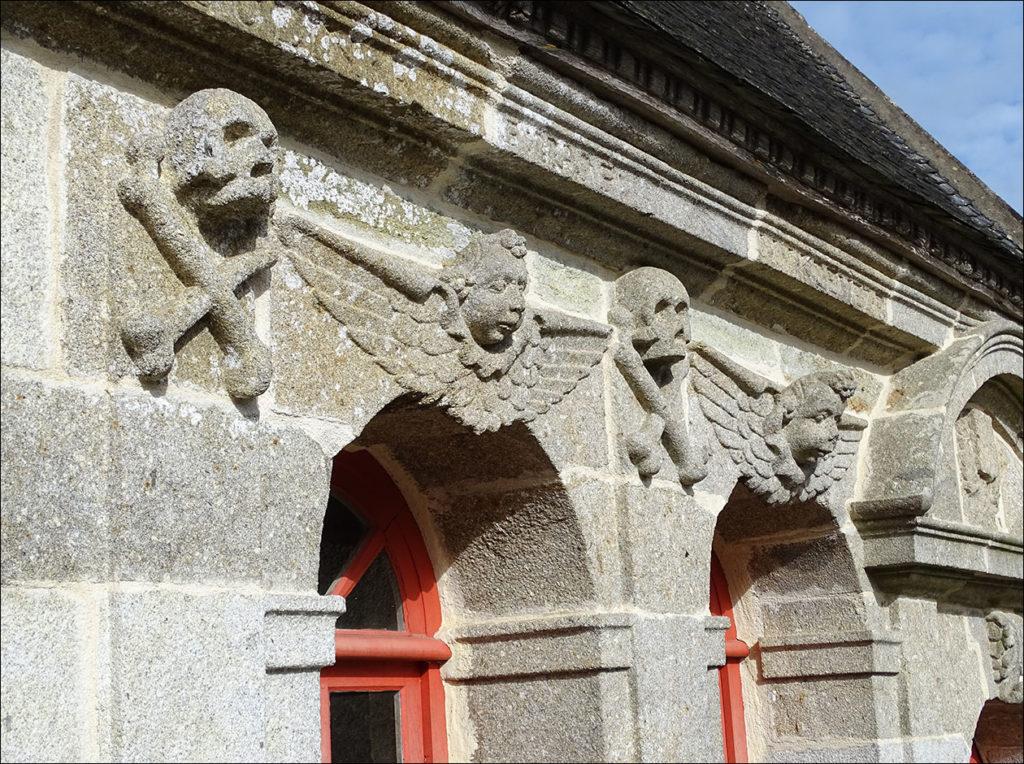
250;160;274;178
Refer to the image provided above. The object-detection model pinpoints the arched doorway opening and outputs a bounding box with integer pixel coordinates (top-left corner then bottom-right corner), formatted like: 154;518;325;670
970;699;1024;763
711;553;749;763
318;449;449;763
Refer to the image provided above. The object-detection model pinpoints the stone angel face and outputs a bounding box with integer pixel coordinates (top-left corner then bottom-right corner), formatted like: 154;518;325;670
283;217;611;433
690;343;864;505
439;230;529;348
768;373;857;466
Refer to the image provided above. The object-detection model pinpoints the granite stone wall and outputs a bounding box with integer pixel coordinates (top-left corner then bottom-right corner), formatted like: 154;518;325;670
1;3;1020;762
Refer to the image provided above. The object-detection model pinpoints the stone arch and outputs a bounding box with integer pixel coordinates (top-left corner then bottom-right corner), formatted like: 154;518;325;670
853;319;1023;522
846;320;1023;762
711;485;901;762
321;398;624;763
349;400;599;621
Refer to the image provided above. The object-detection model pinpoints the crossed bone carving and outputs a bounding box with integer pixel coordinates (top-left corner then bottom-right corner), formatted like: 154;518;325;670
117;89;279;399
611;267;708;486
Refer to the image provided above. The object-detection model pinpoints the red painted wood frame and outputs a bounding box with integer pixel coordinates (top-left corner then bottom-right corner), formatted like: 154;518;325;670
320;449;450;763
711;554;749;764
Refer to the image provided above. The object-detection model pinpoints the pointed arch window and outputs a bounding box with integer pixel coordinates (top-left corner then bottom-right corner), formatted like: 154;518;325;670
711;554;749;763
319;450;448;763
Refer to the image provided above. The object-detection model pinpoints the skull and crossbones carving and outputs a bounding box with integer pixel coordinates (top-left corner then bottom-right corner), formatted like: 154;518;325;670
610;267;707;485
117;88;280;399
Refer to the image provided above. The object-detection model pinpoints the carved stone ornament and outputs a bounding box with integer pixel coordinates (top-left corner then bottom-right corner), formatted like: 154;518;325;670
610;267;707;485
956;408;1006;519
283;216;611;433
691;344;864;504
117;88;280;399
987;611;1023;704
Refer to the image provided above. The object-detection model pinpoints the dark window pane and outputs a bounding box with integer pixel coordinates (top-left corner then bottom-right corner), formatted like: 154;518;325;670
336;551;404;630
329;691;401;763
318;495;366;596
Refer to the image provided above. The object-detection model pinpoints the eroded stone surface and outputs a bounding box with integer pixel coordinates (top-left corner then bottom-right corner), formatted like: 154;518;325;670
0;49;55;370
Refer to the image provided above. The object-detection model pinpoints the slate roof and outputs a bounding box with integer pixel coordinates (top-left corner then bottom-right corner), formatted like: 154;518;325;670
464;0;1022;306
608;0;1022;266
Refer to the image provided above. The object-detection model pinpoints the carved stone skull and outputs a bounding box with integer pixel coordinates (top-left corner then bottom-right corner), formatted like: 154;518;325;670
442;229;528;348
162;89;280;224
611;266;691;368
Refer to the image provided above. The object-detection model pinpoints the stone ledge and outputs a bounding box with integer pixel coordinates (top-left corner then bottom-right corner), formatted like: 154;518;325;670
263;593;345;671
440;611;634;681
704;615;730;669
440;612;634;680
759;629;903;679
859;516;1023;610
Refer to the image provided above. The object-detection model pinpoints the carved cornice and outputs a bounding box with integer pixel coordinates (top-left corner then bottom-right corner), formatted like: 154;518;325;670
452;0;1023;310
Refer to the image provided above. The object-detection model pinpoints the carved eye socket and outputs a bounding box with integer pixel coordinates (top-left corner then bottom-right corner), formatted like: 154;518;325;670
489;280;506;293
223;120;253;143
655;299;672;313
262;133;277;149
675;302;688;313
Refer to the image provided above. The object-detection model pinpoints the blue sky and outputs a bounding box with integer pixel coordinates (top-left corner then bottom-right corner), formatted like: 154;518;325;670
790;0;1024;214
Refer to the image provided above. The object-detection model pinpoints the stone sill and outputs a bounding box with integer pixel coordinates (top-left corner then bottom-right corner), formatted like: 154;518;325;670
759;628;903;679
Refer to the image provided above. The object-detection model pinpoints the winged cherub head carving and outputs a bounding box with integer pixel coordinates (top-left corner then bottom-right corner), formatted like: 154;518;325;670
767;371;858;467
611;266;691;370
440;229;529;348
284;218;611;433
162;89;280;225
691;346;864;505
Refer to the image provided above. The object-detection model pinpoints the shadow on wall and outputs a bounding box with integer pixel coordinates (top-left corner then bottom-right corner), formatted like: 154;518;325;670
711;483;886;758
352;396;597;621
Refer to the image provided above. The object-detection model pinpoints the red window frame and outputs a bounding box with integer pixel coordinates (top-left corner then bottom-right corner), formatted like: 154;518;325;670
711;554;749;764
320;449;449;763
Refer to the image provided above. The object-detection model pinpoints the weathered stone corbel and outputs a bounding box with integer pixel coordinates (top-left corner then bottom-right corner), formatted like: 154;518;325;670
283;217;610;433
117;88;280;399
610;267;707;485
987;611;1023;704
691;344;863;505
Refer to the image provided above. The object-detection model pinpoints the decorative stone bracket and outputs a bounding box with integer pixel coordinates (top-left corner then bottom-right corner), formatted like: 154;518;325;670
987;611;1023;704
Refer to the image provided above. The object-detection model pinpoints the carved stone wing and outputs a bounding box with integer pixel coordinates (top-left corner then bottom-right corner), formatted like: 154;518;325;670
795;413;867;502
510;310;611;421
689;343;780;494
282;216;474;404
281;216;610;434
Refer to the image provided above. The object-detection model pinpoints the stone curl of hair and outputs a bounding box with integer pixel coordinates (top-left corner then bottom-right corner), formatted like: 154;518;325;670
441;228;527;299
766;369;858;433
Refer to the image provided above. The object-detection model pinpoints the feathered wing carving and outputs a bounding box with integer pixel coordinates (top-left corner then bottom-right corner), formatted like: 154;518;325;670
690;346;790;502
690;343;864;505
281;215;610;433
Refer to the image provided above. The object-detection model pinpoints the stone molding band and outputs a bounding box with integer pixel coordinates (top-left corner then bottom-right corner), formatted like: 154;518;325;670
450;0;1023;309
